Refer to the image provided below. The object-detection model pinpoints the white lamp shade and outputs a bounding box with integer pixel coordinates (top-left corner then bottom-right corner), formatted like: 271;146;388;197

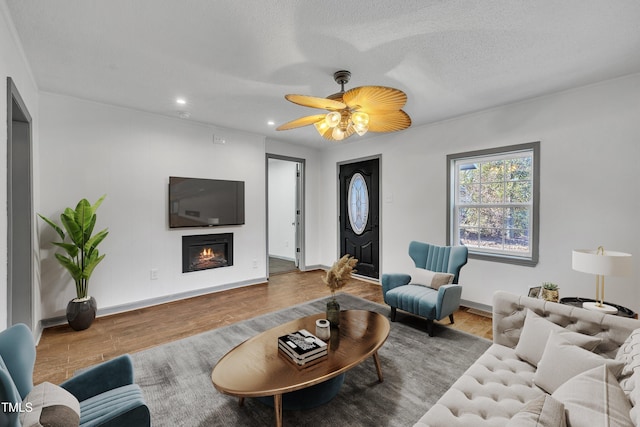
572;249;632;277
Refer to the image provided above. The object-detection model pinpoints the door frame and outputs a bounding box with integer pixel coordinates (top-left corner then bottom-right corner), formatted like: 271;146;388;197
337;154;382;281
266;154;306;274
6;77;34;328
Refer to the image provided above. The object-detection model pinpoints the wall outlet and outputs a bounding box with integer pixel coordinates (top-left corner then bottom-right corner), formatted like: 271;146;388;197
150;269;158;280
252;259;258;269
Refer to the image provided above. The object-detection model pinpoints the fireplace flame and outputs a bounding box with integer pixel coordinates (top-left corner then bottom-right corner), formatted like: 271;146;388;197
199;247;217;261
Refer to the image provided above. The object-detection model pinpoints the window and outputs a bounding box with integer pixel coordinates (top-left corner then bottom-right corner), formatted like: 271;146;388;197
447;142;539;266
348;172;369;235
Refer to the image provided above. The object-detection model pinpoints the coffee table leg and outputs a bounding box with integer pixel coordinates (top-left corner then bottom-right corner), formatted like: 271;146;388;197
274;394;283;427
373;351;384;382
238;397;244;406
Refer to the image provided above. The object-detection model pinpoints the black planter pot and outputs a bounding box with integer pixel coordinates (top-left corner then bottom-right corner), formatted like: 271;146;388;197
66;297;97;331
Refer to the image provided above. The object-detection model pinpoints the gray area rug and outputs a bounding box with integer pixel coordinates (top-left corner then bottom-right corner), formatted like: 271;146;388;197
131;293;491;426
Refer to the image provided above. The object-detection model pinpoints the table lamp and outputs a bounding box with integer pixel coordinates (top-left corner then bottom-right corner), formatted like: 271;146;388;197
572;246;632;314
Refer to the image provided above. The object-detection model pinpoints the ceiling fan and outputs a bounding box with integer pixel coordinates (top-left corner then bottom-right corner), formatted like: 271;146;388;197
276;70;411;141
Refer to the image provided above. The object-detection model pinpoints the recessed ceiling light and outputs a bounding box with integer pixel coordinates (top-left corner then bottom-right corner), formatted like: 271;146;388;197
267;120;275;126
176;98;187;105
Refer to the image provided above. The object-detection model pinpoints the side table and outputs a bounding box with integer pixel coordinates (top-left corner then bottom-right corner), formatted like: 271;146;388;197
559;297;637;319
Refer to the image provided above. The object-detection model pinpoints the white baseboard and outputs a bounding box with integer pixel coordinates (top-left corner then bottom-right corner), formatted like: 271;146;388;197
268;255;296;262
460;298;492;313
299;264;324;272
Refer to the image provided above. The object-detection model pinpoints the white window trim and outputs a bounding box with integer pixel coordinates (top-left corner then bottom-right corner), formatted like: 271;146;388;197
446;142;540;266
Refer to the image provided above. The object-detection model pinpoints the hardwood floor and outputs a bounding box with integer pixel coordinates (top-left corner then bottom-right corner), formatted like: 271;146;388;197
34;270;492;385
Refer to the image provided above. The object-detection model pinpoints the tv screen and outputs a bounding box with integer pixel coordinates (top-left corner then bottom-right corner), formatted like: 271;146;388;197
169;177;245;228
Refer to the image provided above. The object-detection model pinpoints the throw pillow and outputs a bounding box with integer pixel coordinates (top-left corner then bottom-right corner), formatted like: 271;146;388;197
552;365;633;427
19;382;80;427
408;268;454;290
506;395;567;427
534;332;624;394
515;309;602;367
615;327;640;425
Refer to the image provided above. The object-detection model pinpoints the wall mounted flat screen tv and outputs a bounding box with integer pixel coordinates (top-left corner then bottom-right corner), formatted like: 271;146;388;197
169;176;245;228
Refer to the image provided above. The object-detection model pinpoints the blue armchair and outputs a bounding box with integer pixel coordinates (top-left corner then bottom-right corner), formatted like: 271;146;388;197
0;323;150;427
382;241;468;336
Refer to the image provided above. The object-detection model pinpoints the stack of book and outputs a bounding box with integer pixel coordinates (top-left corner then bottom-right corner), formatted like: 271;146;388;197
278;329;328;368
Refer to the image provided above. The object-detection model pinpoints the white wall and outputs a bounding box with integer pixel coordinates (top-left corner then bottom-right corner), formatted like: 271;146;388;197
0;3;40;331
267;158;296;260
38;93;268;319
319;74;640;311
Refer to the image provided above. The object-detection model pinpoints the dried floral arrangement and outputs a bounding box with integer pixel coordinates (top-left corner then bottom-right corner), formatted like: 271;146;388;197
322;254;358;297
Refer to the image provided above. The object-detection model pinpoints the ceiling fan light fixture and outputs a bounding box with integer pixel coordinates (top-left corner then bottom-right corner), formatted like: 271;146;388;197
351;111;369;126
278;70;410;142
353;123;368;136
332;127;345;141
325;111;341;128
351;111;369;136
314;120;330;136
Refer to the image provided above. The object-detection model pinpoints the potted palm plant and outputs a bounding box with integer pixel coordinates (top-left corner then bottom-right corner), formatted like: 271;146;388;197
38;195;109;331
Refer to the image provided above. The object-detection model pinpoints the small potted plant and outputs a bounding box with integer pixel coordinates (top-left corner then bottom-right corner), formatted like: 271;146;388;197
38;195;109;331
322;254;357;327
541;282;559;302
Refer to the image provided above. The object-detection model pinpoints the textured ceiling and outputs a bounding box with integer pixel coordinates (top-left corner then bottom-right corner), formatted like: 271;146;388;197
6;0;640;146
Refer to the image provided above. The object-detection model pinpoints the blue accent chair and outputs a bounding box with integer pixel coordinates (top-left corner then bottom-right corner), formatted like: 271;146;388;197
382;241;468;336
0;323;150;427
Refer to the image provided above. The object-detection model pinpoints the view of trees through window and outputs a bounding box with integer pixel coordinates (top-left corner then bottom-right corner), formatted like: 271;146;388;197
456;154;532;254
448;142;539;265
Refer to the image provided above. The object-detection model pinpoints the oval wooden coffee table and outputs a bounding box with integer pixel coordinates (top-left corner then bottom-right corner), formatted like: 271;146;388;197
211;310;390;426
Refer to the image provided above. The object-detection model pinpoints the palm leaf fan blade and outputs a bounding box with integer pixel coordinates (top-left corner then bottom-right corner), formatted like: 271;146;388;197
342;86;408;113
284;94;346;110
367;110;412;132
276;114;327;131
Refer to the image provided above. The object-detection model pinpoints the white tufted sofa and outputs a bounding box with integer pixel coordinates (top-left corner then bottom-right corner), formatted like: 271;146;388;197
414;291;640;426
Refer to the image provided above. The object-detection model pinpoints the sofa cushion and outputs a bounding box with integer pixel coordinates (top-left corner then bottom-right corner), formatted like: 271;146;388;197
409;268;454;290
552;365;633;427
414;344;544;426
615;327;640;425
491;291;638;360
19;382;80;427
506;395;566;427
534;332;624;394
515;309;601;367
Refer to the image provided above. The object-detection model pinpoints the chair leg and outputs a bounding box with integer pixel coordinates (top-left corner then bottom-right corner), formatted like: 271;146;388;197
427;320;434;337
390;307;397;322
449;314;455;324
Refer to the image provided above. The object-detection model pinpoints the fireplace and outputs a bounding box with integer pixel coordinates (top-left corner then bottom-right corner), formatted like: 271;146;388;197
182;233;233;273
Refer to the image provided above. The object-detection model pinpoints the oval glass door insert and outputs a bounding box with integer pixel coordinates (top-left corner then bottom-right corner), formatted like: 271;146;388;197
348;173;369;235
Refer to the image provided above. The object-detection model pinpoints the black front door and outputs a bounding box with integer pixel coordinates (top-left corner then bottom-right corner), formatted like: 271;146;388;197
339;158;380;279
